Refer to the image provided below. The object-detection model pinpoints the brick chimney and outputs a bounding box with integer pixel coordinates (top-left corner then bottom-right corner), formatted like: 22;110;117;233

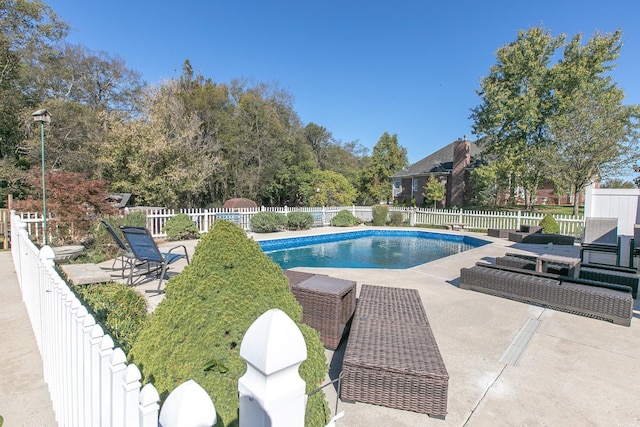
450;136;470;207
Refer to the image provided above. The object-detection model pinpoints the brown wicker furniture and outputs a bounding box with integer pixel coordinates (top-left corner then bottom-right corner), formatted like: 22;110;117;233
487;228;516;238
460;263;633;326
498;253;639;299
284;270;356;350
536;254;581;278
341;285;449;418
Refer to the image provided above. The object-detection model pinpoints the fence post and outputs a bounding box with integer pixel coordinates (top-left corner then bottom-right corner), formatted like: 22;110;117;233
238;309;307;427
517;211;522;231
159;380;216;427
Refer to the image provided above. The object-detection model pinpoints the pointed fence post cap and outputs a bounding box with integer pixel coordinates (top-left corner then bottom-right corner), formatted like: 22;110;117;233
159;379;216;427
240;309;307;375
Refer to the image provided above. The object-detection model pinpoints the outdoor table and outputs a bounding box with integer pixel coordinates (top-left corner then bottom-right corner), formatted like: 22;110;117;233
536;254;581;278
289;274;356;350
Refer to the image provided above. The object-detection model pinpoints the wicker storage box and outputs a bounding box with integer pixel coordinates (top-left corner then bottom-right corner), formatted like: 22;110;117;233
287;272;356;350
341;285;448;418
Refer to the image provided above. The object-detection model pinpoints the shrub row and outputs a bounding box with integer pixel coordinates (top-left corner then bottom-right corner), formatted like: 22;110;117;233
250;211;316;233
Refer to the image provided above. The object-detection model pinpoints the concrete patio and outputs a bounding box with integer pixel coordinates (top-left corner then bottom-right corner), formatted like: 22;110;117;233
4;226;639;425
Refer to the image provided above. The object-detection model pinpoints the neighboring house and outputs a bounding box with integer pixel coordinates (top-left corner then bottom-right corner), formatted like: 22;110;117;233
391;137;586;208
391;137;482;208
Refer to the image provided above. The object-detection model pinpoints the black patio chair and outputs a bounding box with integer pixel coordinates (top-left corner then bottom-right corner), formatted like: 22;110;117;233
100;220;137;276
119;226;190;294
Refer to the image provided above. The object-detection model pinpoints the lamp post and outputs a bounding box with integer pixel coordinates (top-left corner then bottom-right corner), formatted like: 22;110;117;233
32;109;51;245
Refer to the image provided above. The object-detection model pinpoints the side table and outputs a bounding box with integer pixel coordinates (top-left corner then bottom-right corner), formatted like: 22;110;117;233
536;254;581;278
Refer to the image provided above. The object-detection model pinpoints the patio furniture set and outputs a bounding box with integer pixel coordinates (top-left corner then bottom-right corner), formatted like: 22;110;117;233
284;272;449;418
488;224;577;245
460;255;635;326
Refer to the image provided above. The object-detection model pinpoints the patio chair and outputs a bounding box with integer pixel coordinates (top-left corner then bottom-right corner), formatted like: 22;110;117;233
100;220;136;275
580;217;621;266
120;226;190;294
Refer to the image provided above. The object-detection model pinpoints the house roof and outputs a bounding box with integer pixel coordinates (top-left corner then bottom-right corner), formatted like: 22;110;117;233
391;139;483;178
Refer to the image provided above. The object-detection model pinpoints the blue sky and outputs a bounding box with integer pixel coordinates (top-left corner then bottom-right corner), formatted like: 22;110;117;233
46;0;639;175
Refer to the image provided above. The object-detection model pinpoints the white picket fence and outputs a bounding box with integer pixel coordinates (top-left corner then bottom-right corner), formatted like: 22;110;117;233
10;212;323;427
141;206;583;238
15;206;584;244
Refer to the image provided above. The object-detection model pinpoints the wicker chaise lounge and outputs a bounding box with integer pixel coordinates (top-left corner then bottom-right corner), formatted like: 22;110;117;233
459;263;633;326
341;285;449;418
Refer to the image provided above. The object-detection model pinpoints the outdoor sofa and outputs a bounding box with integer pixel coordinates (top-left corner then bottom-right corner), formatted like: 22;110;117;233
459;262;633;326
497;253;638;298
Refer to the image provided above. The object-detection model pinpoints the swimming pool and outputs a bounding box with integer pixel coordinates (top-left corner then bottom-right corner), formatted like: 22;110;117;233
259;229;489;269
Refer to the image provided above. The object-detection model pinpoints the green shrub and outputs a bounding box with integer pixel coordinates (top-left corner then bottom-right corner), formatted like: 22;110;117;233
371;205;389;226
539;214;560;234
129;221;329;427
287;211;314;230
250;211;288;233
163;213;200;241
75;211;148;264
330;210;360;227
389;211;404;226
74;283;148;353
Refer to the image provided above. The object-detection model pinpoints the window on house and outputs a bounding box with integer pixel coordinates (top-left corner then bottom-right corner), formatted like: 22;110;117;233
412;179;419;193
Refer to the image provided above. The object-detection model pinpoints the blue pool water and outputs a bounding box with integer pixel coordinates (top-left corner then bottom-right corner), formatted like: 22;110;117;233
259;229;489;269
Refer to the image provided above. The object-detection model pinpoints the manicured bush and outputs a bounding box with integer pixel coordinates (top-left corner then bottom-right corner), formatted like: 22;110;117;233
163;213;200;241
287;211;314;230
389;211;404;226
129;221;329;427
74;283;148;353
330;210;360;227
250;211;288;233
371;205;389;226
539;214;560;234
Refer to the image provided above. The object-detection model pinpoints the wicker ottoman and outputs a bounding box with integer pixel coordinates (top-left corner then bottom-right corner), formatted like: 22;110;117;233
341;285;449;418
288;273;356;350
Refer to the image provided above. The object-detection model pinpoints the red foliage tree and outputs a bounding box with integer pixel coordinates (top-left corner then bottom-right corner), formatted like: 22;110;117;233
14;169;116;244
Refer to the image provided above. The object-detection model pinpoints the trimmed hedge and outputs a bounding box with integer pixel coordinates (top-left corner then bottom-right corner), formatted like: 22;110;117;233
129;221;329;427
250;211;288;233
330;210;359;227
371;205;388;226
163;213;200;241
539;214;560;234
389;211;404;226
287;211;314;230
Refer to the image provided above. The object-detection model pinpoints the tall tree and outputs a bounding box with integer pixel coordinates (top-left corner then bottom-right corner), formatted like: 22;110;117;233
360;132;408;204
19;45;146;176
0;0;68;163
100;80;220;208
470;27;564;209
548;31;640;214
307;170;357;207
